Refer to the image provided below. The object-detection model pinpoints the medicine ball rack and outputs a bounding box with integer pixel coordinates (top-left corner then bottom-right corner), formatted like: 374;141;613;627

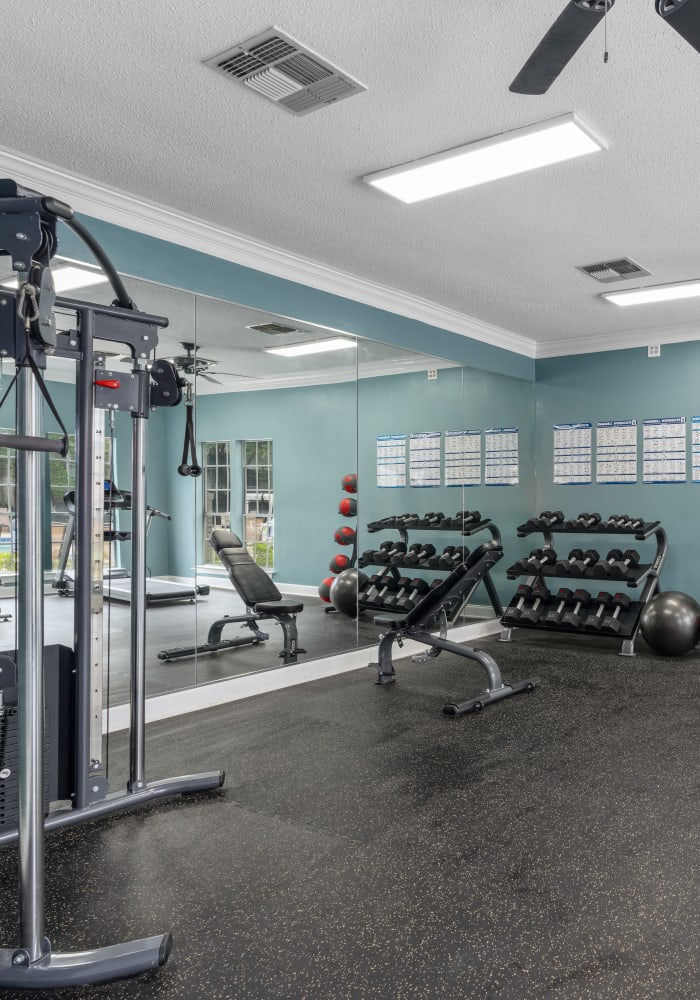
500;513;668;655
357;511;504;619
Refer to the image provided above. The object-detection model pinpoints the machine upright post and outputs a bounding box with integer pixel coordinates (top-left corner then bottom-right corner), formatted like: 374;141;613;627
16;364;47;964
73;309;97;808
129;403;148;791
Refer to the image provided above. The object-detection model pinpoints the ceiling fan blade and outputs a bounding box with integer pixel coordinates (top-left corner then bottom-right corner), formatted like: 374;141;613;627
214;371;262;380
509;0;615;95
656;0;700;53
199;372;222;384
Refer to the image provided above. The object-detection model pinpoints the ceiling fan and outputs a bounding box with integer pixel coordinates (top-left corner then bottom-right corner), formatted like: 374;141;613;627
168;342;259;384
510;0;700;95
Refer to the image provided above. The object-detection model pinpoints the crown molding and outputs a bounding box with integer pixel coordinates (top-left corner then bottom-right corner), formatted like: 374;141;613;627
536;321;700;359
0;145;536;359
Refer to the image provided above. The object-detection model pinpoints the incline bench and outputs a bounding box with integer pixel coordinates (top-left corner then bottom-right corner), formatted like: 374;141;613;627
370;541;539;716
159;529;304;664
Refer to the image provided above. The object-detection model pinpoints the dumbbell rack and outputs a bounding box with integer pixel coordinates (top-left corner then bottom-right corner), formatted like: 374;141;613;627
500;516;668;655
358;514;504;618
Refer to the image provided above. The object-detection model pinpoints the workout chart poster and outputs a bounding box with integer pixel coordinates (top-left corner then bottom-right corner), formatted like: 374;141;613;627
376;434;406;488
553;422;592;484
692;417;700;483
409;431;441;487
444;429;481;487
484;427;518;485
596;419;638;484
642;417;686;483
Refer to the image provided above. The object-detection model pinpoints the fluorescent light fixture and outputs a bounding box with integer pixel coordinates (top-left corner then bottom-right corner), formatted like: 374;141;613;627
362;113;605;204
264;337;355;357
1;263;107;293
602;279;700;307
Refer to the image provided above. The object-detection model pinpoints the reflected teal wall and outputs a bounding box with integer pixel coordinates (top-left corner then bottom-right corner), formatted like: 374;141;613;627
536;342;700;597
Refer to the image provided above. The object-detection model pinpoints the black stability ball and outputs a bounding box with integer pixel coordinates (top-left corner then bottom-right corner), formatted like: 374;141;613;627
639;591;700;656
329;568;366;617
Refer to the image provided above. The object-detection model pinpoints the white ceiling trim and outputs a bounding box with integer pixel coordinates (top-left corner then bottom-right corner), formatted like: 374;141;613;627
536;321;700;359
0;145;537;360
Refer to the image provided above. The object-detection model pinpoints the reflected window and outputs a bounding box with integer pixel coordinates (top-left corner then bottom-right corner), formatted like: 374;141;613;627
203;441;231;561
242;440;273;570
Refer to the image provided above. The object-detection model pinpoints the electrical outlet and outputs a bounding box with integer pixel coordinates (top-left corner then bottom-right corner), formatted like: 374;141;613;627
427;369;438;380
648;345;661;358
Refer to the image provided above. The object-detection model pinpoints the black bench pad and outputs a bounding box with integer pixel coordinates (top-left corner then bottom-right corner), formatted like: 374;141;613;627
255;599;304;615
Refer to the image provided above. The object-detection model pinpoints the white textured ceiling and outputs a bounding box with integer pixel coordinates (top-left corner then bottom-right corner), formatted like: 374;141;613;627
4;0;700;356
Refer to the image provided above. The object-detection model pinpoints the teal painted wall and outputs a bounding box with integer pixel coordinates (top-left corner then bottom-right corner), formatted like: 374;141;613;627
535;342;700;598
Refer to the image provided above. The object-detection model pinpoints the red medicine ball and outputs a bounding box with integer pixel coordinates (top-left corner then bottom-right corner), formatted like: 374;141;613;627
318;576;335;602
329;553;351;574
338;497;357;517
334;526;356;546
341;473;358;493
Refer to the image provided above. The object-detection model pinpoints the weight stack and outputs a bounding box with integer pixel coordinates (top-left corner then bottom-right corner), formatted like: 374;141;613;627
0;645;76;832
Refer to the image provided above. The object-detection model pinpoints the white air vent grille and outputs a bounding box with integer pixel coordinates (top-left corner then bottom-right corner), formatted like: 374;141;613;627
204;27;366;115
578;257;651;283
248;322;307;335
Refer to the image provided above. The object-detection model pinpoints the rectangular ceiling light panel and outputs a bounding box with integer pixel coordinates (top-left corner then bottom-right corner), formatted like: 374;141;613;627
265;337;355;357
602;279;700;307
204;27;366;115
363;113;605;203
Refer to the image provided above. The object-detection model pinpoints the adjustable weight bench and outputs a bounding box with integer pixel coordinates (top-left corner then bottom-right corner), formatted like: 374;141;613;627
158;529;304;664
370;541;539;716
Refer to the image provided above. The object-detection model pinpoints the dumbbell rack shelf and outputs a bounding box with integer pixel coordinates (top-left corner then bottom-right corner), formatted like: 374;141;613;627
359;517;503;618
500;518;668;655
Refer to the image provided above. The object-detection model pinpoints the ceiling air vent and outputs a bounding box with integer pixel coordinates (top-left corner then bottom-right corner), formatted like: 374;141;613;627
204;28;366;115
577;257;651;283
248;322;308;335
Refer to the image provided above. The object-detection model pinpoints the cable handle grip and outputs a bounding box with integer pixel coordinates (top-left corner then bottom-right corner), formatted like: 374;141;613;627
0;433;66;455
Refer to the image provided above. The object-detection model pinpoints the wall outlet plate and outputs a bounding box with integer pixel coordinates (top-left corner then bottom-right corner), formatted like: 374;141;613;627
427;369;438;380
648;345;661;358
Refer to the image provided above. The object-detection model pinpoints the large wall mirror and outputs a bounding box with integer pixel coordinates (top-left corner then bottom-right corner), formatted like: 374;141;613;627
0;262;535;710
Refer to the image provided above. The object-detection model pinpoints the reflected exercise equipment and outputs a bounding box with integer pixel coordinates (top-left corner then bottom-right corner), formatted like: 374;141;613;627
0;180;224;989
159;529;305;663
54;480;210;604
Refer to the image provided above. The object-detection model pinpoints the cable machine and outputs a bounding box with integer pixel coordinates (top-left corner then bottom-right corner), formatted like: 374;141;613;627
0;180;224;988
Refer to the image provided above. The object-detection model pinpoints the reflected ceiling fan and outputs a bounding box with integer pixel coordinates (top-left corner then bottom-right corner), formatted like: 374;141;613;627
510;0;700;95
168;342;259;384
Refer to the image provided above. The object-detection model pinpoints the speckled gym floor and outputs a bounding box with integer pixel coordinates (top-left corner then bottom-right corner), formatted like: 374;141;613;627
0;632;698;999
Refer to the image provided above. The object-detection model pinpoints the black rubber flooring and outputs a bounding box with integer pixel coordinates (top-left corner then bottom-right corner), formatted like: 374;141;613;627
0;632;698;998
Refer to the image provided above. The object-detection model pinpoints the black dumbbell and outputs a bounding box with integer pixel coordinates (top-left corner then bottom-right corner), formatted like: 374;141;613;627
373;577;399;606
402;543;423;564
438;545;458;567
423;511;445;526
616;516;644;531
561;589;592;628
444;546;470;569
607;549;641;580
600;592;632;632
583;592;614;631
554;548;585;575
591;548;624;578
504;583;541;622
373;542;407;564
396;578;430;611
540;510;565;528
363;573;388;602
403;543;437;567
518;584;551;623
383;576;413;608
542;588;574;624
602;513;629;531
513;549;558;574
567;512;601;529
569;548;600;575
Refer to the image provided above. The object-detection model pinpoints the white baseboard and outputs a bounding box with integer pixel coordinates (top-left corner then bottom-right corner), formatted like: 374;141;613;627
103;617;502;733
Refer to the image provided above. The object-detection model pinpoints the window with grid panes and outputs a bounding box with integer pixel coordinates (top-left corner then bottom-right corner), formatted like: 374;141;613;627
203;441;231;561
242;439;273;570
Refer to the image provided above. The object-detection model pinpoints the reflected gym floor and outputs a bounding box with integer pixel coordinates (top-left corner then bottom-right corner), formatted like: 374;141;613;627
0;586;490;706
0;631;698;998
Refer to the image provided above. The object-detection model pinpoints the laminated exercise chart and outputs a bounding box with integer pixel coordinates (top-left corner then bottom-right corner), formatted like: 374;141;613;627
408;431;441;487
642;417;686;483
376;434;407;487
596;419;638;484
484;426;519;485
553;422;592;484
444;429;481;487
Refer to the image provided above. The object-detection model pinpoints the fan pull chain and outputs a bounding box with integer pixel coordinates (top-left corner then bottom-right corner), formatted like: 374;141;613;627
603;0;610;63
